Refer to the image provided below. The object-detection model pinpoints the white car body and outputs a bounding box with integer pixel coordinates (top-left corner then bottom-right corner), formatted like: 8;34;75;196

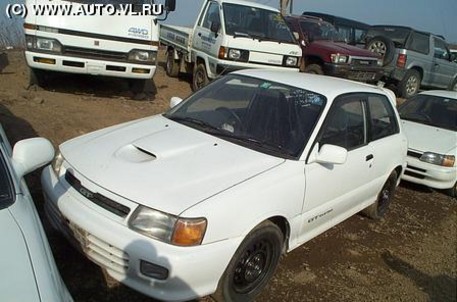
24;0;174;80
42;70;407;301
0;126;72;302
400;90;457;190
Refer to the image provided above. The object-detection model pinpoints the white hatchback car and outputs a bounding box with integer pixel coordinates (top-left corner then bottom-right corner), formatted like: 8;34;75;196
398;90;457;197
0;126;73;302
42;70;407;301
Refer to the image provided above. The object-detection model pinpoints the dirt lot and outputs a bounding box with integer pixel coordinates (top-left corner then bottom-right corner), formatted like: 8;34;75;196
0;51;456;302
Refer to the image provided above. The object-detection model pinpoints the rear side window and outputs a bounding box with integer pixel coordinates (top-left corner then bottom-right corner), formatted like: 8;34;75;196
367;95;399;141
408;32;429;54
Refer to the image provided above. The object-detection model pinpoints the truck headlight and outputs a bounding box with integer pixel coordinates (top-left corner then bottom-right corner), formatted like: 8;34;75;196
284;56;299;67
128;49;157;64
330;54;348;64
26;35;62;53
129;206;207;246
228;48;241;60
420;152;455;167
51;151;64;176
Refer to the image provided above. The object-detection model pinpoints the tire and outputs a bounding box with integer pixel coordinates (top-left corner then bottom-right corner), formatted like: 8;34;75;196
192;63;209;91
365;36;395;66
304;63;323;75
445;181;457;198
213;221;283;302
166;49;180;77
29;68;49;87
398;69;421;98
449;78;457;92
128;79;147;94
363;171;398;219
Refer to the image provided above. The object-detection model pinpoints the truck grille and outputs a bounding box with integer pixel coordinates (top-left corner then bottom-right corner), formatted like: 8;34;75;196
407;150;423;158
65;171;130;218
63;46;128;62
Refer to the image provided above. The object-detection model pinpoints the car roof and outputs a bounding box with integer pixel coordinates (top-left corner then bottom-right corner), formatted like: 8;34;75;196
231;69;390;101
418;90;457;100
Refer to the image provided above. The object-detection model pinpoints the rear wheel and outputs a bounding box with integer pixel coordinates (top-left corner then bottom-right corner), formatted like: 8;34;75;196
304;64;323;75
166;49;180;77
192;63;208;91
398;69;421;98
213;221;283;302
363;171;398;219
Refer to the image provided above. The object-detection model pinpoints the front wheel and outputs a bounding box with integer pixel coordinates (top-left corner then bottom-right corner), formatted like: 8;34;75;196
398;69;421;98
363;171;398;219
304;63;323;75
213;221;283;302
445;181;457;198
192;63;209;91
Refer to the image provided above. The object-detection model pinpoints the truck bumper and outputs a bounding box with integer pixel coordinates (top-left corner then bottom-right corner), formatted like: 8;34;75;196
25;51;156;79
323;62;383;83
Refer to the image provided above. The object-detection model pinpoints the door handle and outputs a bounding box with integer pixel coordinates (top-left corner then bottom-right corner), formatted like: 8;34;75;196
366;154;374;161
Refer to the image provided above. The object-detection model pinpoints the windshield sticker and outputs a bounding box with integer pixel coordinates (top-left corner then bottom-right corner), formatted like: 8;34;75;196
289;90;325;106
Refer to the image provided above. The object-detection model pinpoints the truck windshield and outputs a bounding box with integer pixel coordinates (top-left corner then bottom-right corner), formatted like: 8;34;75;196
164;75;326;159
223;4;296;44
300;21;344;42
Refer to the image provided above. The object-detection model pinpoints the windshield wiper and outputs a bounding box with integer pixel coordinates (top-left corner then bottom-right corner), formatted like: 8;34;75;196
167;116;221;132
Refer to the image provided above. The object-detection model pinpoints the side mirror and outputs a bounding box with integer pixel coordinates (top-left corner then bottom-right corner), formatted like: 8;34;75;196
309;144;347;165
210;21;221;35
12;138;54;179
165;0;176;12
170;96;183;108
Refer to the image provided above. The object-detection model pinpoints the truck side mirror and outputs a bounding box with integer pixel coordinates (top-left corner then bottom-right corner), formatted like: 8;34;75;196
210;21;221;35
165;0;176;12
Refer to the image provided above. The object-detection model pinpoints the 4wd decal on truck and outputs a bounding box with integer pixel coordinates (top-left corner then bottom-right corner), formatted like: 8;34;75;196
128;27;149;38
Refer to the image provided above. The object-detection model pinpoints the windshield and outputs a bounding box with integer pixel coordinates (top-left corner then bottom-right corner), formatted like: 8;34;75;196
223;3;296;43
300;20;344;42
164;75;326;159
399;94;457;131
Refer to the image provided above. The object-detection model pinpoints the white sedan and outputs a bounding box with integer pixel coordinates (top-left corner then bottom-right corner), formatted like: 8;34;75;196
42;70;407;301
0;125;72;302
399;90;457;197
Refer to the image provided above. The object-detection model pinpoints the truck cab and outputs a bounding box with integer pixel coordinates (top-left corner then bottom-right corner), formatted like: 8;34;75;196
286;15;383;83
160;0;302;91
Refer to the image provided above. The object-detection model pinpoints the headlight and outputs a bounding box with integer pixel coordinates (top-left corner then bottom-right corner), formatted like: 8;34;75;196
129;206;207;246
284;56;299;67
330;53;348;64
228;48;241;60
420;152;455;167
51;151;64;176
128;49;157;63
26;35;62;53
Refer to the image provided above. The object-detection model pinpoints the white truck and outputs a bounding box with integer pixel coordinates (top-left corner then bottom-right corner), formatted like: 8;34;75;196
159;0;302;91
24;0;175;91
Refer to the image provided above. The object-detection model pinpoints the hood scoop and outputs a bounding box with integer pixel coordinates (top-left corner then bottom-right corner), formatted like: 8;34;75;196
115;145;156;163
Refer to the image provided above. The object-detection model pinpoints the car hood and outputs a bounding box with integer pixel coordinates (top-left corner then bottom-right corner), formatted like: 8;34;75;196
402;120;457;154
61;115;285;215
313;40;380;58
0;209;40;301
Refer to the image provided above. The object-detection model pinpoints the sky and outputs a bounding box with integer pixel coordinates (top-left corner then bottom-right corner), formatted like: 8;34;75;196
165;0;457;44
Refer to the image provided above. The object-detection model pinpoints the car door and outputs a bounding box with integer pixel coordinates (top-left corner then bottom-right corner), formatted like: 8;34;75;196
298;93;375;244
191;1;223;71
431;37;457;88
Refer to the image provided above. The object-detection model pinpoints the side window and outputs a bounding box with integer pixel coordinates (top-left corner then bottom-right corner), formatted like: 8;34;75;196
434;38;450;60
355;28;366;44
202;2;220;30
319;96;366;150
367;95;399;141
408;32;429;54
337;26;351;43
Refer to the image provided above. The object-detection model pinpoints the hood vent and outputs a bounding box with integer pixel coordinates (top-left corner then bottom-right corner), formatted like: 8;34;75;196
115;145;156;163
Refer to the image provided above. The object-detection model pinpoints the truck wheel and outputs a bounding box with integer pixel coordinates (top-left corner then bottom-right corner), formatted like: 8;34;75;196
398;69;421;98
192;63;208;91
304;64;323;75
166;50;180;77
213;221;283;302
363;171;397;219
29;68;48;87
365;36;395;66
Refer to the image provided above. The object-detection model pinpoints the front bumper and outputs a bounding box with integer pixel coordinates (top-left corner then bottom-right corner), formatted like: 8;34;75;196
25;51;156;79
323;62;383;82
41;166;242;301
401;156;457;190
